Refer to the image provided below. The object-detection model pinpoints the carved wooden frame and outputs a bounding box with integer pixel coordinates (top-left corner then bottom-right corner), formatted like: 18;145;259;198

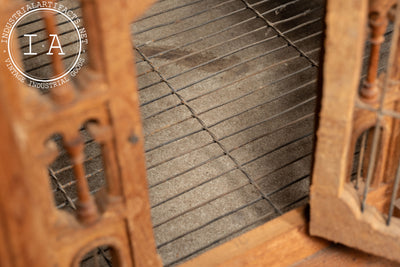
0;0;162;266
310;0;400;263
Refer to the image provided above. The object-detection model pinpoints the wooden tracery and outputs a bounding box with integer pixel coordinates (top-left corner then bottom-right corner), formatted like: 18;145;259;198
0;0;162;266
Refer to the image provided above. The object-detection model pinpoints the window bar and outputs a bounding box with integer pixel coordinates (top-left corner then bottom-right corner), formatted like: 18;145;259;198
361;92;384;212
355;131;367;189
387;2;400;226
387;156;400;225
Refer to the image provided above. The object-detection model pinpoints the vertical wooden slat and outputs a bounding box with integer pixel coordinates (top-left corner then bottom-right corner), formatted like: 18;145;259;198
311;0;368;196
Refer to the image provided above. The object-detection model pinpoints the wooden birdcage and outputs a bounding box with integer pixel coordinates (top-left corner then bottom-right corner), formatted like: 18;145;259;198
2;0;400;266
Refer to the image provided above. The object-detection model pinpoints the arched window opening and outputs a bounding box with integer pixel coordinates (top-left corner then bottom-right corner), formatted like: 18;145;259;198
47;124;107;224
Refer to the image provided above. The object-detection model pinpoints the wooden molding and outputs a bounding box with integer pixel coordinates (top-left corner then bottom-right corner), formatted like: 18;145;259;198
181;207;329;267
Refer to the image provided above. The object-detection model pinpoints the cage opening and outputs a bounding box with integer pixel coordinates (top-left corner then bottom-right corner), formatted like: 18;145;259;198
48;128;106;219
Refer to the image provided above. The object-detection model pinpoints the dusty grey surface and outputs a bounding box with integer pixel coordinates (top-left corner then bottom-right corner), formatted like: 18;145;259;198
133;0;323;265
